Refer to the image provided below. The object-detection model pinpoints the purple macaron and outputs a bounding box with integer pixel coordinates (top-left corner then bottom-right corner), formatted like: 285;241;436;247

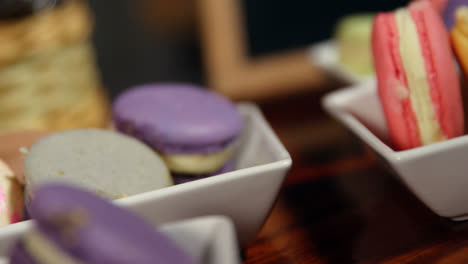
443;0;468;29
112;83;243;175
10;184;195;264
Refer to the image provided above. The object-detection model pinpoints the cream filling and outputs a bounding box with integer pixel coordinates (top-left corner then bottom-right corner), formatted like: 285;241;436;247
24;231;84;264
395;9;446;145
162;147;233;174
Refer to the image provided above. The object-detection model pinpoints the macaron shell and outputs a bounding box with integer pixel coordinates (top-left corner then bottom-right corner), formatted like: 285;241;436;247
335;14;375;76
9;242;36;264
113;84;243;152
417;0;449;13
433;0;449;12
24;129;172;202
412;1;464;139
29;184;195;264
372;13;422;150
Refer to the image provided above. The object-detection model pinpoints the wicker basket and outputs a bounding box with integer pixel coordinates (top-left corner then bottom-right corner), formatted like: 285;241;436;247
0;0;109;133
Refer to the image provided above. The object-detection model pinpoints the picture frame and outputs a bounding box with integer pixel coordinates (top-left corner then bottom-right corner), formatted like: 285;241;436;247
198;0;328;101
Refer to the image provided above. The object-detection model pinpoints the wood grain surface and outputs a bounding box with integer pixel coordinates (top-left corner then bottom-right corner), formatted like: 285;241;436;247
243;100;468;264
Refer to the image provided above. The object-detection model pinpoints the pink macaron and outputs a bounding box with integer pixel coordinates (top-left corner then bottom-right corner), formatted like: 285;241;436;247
372;0;464;150
414;0;448;13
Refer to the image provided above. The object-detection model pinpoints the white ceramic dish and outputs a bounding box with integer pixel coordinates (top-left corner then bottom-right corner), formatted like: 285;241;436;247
0;103;291;247
0;215;241;264
323;80;468;221
309;40;374;84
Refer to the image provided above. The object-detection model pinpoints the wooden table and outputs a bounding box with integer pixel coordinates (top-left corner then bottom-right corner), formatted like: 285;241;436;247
242;96;468;264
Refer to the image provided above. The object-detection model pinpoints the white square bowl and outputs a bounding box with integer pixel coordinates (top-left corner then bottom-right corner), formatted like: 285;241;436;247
323;80;468;221
0;103;291;247
0;215;241;264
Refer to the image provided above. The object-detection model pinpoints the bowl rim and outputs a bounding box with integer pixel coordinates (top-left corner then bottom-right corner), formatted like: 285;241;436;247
0;102;292;236
321;80;468;162
120;103;292;198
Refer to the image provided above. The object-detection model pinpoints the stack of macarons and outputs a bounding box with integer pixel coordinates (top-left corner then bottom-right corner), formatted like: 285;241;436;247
0;82;243;228
9;184;196;264
372;0;466;150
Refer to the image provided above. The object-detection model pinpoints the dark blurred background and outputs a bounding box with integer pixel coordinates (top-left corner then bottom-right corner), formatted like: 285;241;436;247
244;0;407;55
87;0;409;98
